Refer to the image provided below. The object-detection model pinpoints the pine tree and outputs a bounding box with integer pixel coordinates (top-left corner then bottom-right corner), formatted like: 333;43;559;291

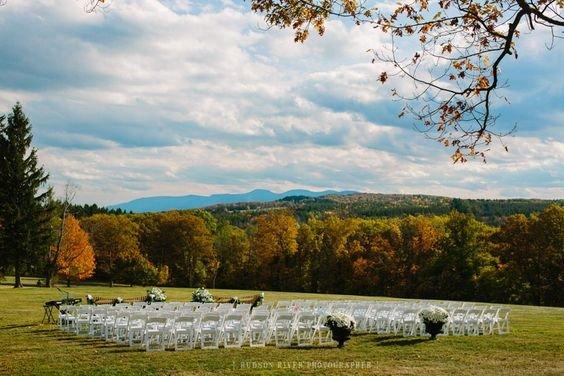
0;103;52;288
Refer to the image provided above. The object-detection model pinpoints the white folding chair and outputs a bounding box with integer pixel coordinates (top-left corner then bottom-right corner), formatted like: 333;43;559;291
101;308;118;340
183;302;200;312
173;313;201;351
365;304;381;333
479;308;499;335
495;308;511;334
89;307;107;337
449;309;468;335
351;304;370;333
375;307;394;334
235;303;252;313
273;312;295;348
312;314;333;346
247;311;270;347
197;303;215;314
275;301;291;310
75;306;92;335
464;309;484;335
113;311;130;343
389;307;405;335
401;309;421;337
292;312;316;347
127;313;147;347
216;303;235;314
145;316;169;352
115;303;132;310
59;305;77;332
58;304;70;330
200;313;222;349
222;312;245;348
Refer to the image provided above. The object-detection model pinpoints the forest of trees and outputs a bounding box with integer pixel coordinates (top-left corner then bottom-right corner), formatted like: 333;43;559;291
205;194;563;227
73;206;562;307
4;203;563;307
1;104;563;307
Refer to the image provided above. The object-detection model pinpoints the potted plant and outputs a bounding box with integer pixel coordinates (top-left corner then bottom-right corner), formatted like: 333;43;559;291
86;294;95;305
146;287;167;303
252;292;265;308
191;287;215;303
112;297;123;306
325;313;356;348
419;306;449;340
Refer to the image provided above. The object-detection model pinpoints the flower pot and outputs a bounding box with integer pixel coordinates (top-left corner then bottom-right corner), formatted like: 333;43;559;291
423;320;445;340
330;327;352;348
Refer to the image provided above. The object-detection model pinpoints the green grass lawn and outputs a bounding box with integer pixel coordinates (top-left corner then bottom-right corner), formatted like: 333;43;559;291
0;281;562;375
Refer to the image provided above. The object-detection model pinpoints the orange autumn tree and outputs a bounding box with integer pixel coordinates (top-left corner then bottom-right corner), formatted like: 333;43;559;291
55;215;96;286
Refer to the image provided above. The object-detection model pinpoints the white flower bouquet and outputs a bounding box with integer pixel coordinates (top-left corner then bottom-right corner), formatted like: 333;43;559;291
325;313;356;348
325;313;356;330
191;287;214;303
419;306;449;323
112;297;123;305
146;287;167;303
419;305;449;339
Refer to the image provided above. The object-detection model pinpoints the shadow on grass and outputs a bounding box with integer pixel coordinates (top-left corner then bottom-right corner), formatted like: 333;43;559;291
278;345;335;350
376;337;429;346
373;335;402;342
0;323;40;330
110;347;144;353
34;328;59;334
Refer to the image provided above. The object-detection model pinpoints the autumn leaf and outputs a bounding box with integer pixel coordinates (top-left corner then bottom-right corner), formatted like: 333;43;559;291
477;76;490;89
379;72;388;83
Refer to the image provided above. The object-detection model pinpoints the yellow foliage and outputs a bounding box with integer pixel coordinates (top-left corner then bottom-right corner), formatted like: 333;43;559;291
56;215;96;282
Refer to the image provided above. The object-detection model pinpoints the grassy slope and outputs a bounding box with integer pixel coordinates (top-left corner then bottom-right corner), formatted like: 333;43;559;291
0;282;562;375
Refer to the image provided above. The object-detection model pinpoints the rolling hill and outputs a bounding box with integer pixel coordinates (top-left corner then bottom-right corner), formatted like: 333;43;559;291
108;189;357;213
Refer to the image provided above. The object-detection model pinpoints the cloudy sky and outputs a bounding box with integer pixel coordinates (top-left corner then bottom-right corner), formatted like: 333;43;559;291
0;0;562;205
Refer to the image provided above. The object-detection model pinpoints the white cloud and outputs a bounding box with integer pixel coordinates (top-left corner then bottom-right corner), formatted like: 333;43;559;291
0;0;562;204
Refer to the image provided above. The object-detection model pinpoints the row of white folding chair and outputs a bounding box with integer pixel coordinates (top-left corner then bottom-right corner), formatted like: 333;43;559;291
271;300;511;337
60;300;511;347
57;303;246;336
448;307;510;335
270;311;326;347
71;309;220;351
173;310;260;350
265;309;336;347
130;311;247;351
65;303;409;344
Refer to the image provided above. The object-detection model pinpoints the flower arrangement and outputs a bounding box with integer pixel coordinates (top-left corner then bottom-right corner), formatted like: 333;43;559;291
146;287;167;303
191;287;214;303
253;292;265;307
229;296;240;304
86;294;95;305
112;297;123;305
325;313;356;348
419;306;449;339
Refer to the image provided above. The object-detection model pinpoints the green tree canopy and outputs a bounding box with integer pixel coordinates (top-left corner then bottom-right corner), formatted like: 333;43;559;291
0;103;52;287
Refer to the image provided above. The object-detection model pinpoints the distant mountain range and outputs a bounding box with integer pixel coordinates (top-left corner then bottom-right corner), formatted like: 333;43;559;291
108;189;357;213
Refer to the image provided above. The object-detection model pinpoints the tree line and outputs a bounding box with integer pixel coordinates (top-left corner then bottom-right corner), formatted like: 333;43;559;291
46;206;564;307
0;104;562;306
204;195;563;228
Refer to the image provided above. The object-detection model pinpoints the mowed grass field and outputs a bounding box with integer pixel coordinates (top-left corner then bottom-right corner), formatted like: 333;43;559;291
0;280;563;375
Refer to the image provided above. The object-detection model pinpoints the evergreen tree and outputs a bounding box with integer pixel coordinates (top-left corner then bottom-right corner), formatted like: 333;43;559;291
0;103;52;288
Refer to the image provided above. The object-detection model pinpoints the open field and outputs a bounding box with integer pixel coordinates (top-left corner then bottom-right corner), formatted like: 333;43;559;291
0;282;563;375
